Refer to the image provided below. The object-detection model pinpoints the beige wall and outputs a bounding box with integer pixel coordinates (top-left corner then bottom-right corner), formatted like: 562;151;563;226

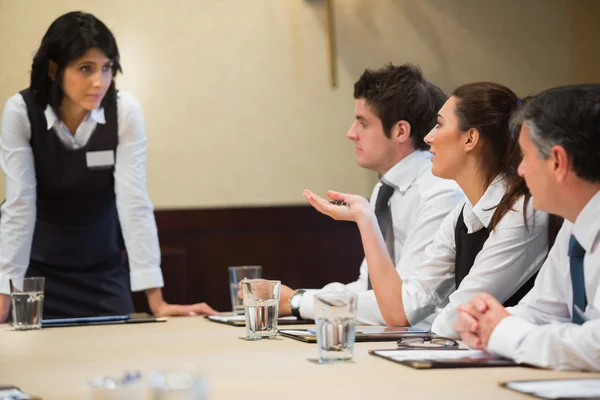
0;0;598;209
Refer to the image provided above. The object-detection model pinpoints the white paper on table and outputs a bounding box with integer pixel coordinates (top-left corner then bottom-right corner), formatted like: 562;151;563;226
374;349;488;362
209;315;298;322
280;330;316;336
505;379;600;399
355;326;429;334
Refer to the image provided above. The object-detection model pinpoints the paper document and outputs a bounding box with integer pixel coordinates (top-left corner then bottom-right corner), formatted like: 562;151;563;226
505;379;600;399
375;349;485;362
307;326;426;335
355;326;428;334
280;330;315;336
209;315;298;322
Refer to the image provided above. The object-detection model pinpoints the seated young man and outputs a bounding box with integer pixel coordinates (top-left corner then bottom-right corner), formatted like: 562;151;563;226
278;64;462;327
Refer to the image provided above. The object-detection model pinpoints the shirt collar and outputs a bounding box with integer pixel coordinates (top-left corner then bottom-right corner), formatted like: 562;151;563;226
467;174;510;229
380;150;432;194
44;105;106;130
572;190;600;253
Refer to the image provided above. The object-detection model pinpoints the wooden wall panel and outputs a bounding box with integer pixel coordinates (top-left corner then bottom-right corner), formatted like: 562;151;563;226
131;206;365;313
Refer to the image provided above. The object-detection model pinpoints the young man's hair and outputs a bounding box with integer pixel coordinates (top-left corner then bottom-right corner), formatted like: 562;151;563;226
511;84;600;183
353;63;447;151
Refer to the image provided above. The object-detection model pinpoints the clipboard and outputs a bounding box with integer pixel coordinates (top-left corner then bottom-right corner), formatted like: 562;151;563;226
41;312;166;328
500;378;600;399
279;327;429;343
206;313;313;327
369;348;518;369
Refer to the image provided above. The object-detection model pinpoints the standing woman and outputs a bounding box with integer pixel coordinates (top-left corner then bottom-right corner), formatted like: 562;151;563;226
0;12;215;320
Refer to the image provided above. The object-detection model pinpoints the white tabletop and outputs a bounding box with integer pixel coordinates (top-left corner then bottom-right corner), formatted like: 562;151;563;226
0;317;598;399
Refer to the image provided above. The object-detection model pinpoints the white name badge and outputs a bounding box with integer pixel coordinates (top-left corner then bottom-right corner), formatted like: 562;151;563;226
86;150;115;169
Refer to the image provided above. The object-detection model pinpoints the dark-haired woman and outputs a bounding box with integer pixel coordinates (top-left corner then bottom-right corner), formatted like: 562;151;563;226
304;82;561;337
0;12;216;321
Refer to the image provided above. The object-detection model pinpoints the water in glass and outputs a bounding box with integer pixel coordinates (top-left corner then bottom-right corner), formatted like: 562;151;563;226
11;291;44;330
244;298;278;340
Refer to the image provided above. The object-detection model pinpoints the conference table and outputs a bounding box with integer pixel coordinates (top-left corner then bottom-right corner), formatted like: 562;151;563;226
1;317;598;399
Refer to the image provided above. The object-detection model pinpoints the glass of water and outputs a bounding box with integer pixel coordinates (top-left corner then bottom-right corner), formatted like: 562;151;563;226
242;279;280;340
228;266;262;315
314;291;358;363
10;277;45;331
147;364;209;400
86;371;143;400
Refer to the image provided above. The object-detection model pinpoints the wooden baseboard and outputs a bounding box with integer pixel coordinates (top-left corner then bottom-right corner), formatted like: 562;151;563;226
131;205;364;313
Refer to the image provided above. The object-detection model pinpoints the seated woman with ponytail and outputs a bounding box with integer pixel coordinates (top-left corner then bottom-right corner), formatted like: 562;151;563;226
304;82;562;337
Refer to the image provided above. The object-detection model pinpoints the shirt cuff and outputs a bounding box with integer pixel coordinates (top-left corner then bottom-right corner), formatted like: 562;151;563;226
403;288;436;328
0;276;11;295
487;315;538;360
299;283;360;320
129;266;164;292
0;274;23;295
299;289;319;320
431;308;461;339
356;290;386;325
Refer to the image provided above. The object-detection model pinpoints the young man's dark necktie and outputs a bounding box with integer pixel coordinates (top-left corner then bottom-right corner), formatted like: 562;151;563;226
367;182;395;290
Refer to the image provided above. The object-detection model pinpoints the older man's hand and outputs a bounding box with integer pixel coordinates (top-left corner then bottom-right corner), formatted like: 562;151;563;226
454;292;509;350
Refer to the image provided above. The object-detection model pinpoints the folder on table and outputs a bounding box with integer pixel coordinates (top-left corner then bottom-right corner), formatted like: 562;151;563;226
42;312;166;328
279;326;429;343
369;348;517;369
206;313;312;327
501;378;600;399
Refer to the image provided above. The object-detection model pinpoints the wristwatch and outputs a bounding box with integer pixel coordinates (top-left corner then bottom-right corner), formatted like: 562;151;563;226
289;289;306;319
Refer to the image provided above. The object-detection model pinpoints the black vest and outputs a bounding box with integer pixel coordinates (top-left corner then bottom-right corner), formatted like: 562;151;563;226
454;207;536;307
20;89;123;267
